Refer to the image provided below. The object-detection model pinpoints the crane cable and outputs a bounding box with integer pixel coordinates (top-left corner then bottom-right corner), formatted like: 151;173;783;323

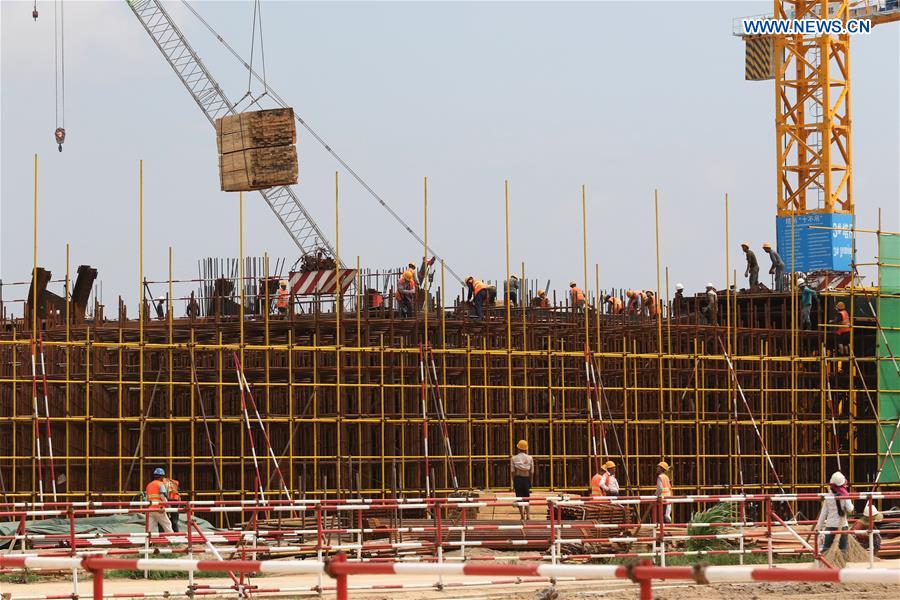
180;0;465;286
53;0;66;151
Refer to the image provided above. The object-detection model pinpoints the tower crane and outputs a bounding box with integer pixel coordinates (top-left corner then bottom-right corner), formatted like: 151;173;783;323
126;0;462;283
736;0;899;276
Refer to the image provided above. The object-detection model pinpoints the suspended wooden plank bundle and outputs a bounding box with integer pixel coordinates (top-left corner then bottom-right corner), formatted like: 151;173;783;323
215;108;298;192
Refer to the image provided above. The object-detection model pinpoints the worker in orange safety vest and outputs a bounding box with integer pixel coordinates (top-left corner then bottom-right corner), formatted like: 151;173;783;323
146;468;173;534
832;301;851;355
466;276;489;320
397;269;417;317
162;475;181;532
276;279;290;315
605;295;623;315
569;281;585;311
656;461;673;524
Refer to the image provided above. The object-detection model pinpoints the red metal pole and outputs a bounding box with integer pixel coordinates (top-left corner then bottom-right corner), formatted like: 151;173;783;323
91;566;104;600
331;553;348;600
639;577;652;600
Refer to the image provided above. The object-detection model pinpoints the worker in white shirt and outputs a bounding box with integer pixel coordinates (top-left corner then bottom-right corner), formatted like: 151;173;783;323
815;471;855;555
599;461;620;496
510;440;534;521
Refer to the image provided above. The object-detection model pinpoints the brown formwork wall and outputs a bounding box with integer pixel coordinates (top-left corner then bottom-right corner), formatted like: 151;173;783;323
0;292;888;502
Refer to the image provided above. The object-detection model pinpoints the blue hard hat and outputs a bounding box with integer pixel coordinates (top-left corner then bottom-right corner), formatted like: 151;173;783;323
153;468;165;476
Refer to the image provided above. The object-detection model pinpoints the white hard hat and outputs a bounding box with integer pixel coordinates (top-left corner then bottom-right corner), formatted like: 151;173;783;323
157;295;165;301
569;280;577;286
797;278;806;286
676;283;684;290
862;504;884;521
829;471;847;486
706;282;715;289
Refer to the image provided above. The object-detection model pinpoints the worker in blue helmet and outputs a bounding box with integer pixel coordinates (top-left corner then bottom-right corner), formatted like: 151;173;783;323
146;467;173;534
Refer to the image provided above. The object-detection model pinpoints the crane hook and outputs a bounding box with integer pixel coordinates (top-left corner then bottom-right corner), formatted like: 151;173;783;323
55;127;66;152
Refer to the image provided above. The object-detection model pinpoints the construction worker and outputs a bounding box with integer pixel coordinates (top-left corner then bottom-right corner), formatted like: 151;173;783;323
831;301;851;355
703;283;718;326
397;269;417;317
533;289;550;309
645;290;659;317
154;295;166;320
276;279;290;315
605;294;623;315
625;290;641;316
569;281;585;311
656;461;673;524
673;283;687;317
815;471;854;555
851;504;883;553
510;440;534;520
146;467;173;534
186;292;200;319
600;461;619;496
798;278;819;331
763;242;785;291
742;242;759;288
466;276;488;320
507;275;519;307
162;473;181;532
590;466;605;497
417;256;435;287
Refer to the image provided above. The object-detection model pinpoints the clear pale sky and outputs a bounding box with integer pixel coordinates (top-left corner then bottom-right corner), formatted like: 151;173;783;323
2;1;897;313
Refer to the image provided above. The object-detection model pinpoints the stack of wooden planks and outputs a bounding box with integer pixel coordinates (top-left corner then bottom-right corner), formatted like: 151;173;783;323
215;108;298;191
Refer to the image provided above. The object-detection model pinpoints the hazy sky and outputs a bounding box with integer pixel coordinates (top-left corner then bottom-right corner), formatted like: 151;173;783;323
2;1;897;313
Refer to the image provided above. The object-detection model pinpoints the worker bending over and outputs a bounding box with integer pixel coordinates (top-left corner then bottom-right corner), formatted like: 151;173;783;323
851;504;883;553
763;242;785;291
466;276;488;320
798;278;819;331
511;440;534;520
146;467;174;534
741;242;759;288
656;461;673;524
533;289;549;308
605;294;623;315
625;290;641;316
507;275;519;307
569;281;585;311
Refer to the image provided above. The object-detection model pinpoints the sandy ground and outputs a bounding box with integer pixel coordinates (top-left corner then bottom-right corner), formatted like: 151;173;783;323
1;559;897;599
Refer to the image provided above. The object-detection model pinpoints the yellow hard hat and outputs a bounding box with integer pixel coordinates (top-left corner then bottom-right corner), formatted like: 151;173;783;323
403;270;414;281
626;289;634;297
835;301;846;310
537;289;545;296
516;439;528;451
279;279;288;286
657;461;670;470
762;242;772;249
602;460;616;470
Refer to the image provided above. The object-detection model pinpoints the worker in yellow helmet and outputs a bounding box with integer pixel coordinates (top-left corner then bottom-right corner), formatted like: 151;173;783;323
511;439;534;520
276;279;290;315
533;289;549;309
656;461;673;524
466;276;489;321
600;461;619;496
569;281;585;312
